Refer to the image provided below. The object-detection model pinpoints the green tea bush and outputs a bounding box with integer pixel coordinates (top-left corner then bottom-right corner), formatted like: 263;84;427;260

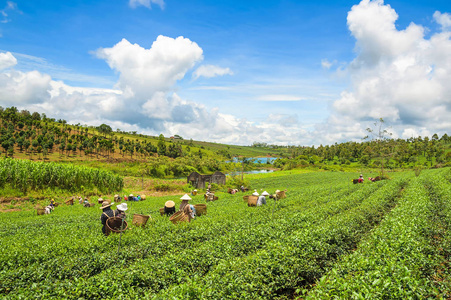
308;169;450;299
1;169;449;299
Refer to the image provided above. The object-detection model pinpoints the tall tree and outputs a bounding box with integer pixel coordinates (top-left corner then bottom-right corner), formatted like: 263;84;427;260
364;118;392;176
97;124;112;137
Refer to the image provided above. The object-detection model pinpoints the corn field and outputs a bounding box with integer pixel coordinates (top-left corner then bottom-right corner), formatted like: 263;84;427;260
0;158;123;193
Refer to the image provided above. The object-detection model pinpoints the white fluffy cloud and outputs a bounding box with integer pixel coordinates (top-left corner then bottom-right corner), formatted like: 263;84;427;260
192;65;233;80
269;114;299;127
433;11;451;30
0;67;51;105
96;36;203;100
318;0;451;145
0;51;16;70
129;0;165;10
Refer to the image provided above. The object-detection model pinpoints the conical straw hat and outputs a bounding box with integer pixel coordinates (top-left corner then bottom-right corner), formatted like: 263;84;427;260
165;200;175;208
180;194;192;201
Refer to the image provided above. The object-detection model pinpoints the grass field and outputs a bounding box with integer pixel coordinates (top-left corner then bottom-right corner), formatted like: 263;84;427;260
1;168;450;299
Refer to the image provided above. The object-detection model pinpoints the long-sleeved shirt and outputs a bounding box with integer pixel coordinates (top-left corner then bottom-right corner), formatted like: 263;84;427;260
114;210;126;219
164;206;176;216
180;200;189;211
100;208;116;234
257;196;266;206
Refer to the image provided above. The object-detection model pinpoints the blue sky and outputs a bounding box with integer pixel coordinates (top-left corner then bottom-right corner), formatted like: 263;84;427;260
1;0;450;145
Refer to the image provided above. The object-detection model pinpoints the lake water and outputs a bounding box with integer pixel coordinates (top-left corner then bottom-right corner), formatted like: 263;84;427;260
227;157;279;164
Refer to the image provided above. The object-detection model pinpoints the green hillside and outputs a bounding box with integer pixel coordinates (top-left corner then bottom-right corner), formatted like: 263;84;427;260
0;105;450;209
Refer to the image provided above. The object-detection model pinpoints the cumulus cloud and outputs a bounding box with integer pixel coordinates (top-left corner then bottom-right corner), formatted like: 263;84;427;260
433;11;451;30
318;0;451;144
192;65;233;80
0;68;51;105
129;0;165;10
269;114;299;127
0;51;16;69
96;36;203;100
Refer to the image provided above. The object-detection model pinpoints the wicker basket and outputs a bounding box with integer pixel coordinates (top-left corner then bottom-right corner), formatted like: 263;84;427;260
89;203;96;207
191;191;197;196
106;217;128;236
169;211;189;224
159;207;165;216
247;195;258;207
206;195;218;202
243;195;249;202
276;190;286;199
37;208;45;215
141;195;146;200
194;204;207;216
132;214;150;227
65;199;74;205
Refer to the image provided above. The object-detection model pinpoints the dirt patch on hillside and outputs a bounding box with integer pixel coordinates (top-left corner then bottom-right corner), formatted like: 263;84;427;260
104;157;148;163
0;201;25;213
0;197;45;204
1;208;21;212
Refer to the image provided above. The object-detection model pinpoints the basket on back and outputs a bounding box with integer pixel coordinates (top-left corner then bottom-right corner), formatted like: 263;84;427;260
243;195;250;202
169;211;189;224
247;195;258;207
37;208;45;215
276;190;286;199
206;195;218;202
106;217;128;236
194;204;207;216
65;199;74;205
132;214;150;227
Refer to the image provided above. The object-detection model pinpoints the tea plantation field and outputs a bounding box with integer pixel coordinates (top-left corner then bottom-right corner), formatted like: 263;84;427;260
1;168;450;299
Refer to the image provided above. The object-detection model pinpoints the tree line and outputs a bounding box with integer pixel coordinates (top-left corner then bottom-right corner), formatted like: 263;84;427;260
0;106;192;161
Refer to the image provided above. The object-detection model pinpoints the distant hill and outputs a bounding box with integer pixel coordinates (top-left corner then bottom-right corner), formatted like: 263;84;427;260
0;106;287;163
